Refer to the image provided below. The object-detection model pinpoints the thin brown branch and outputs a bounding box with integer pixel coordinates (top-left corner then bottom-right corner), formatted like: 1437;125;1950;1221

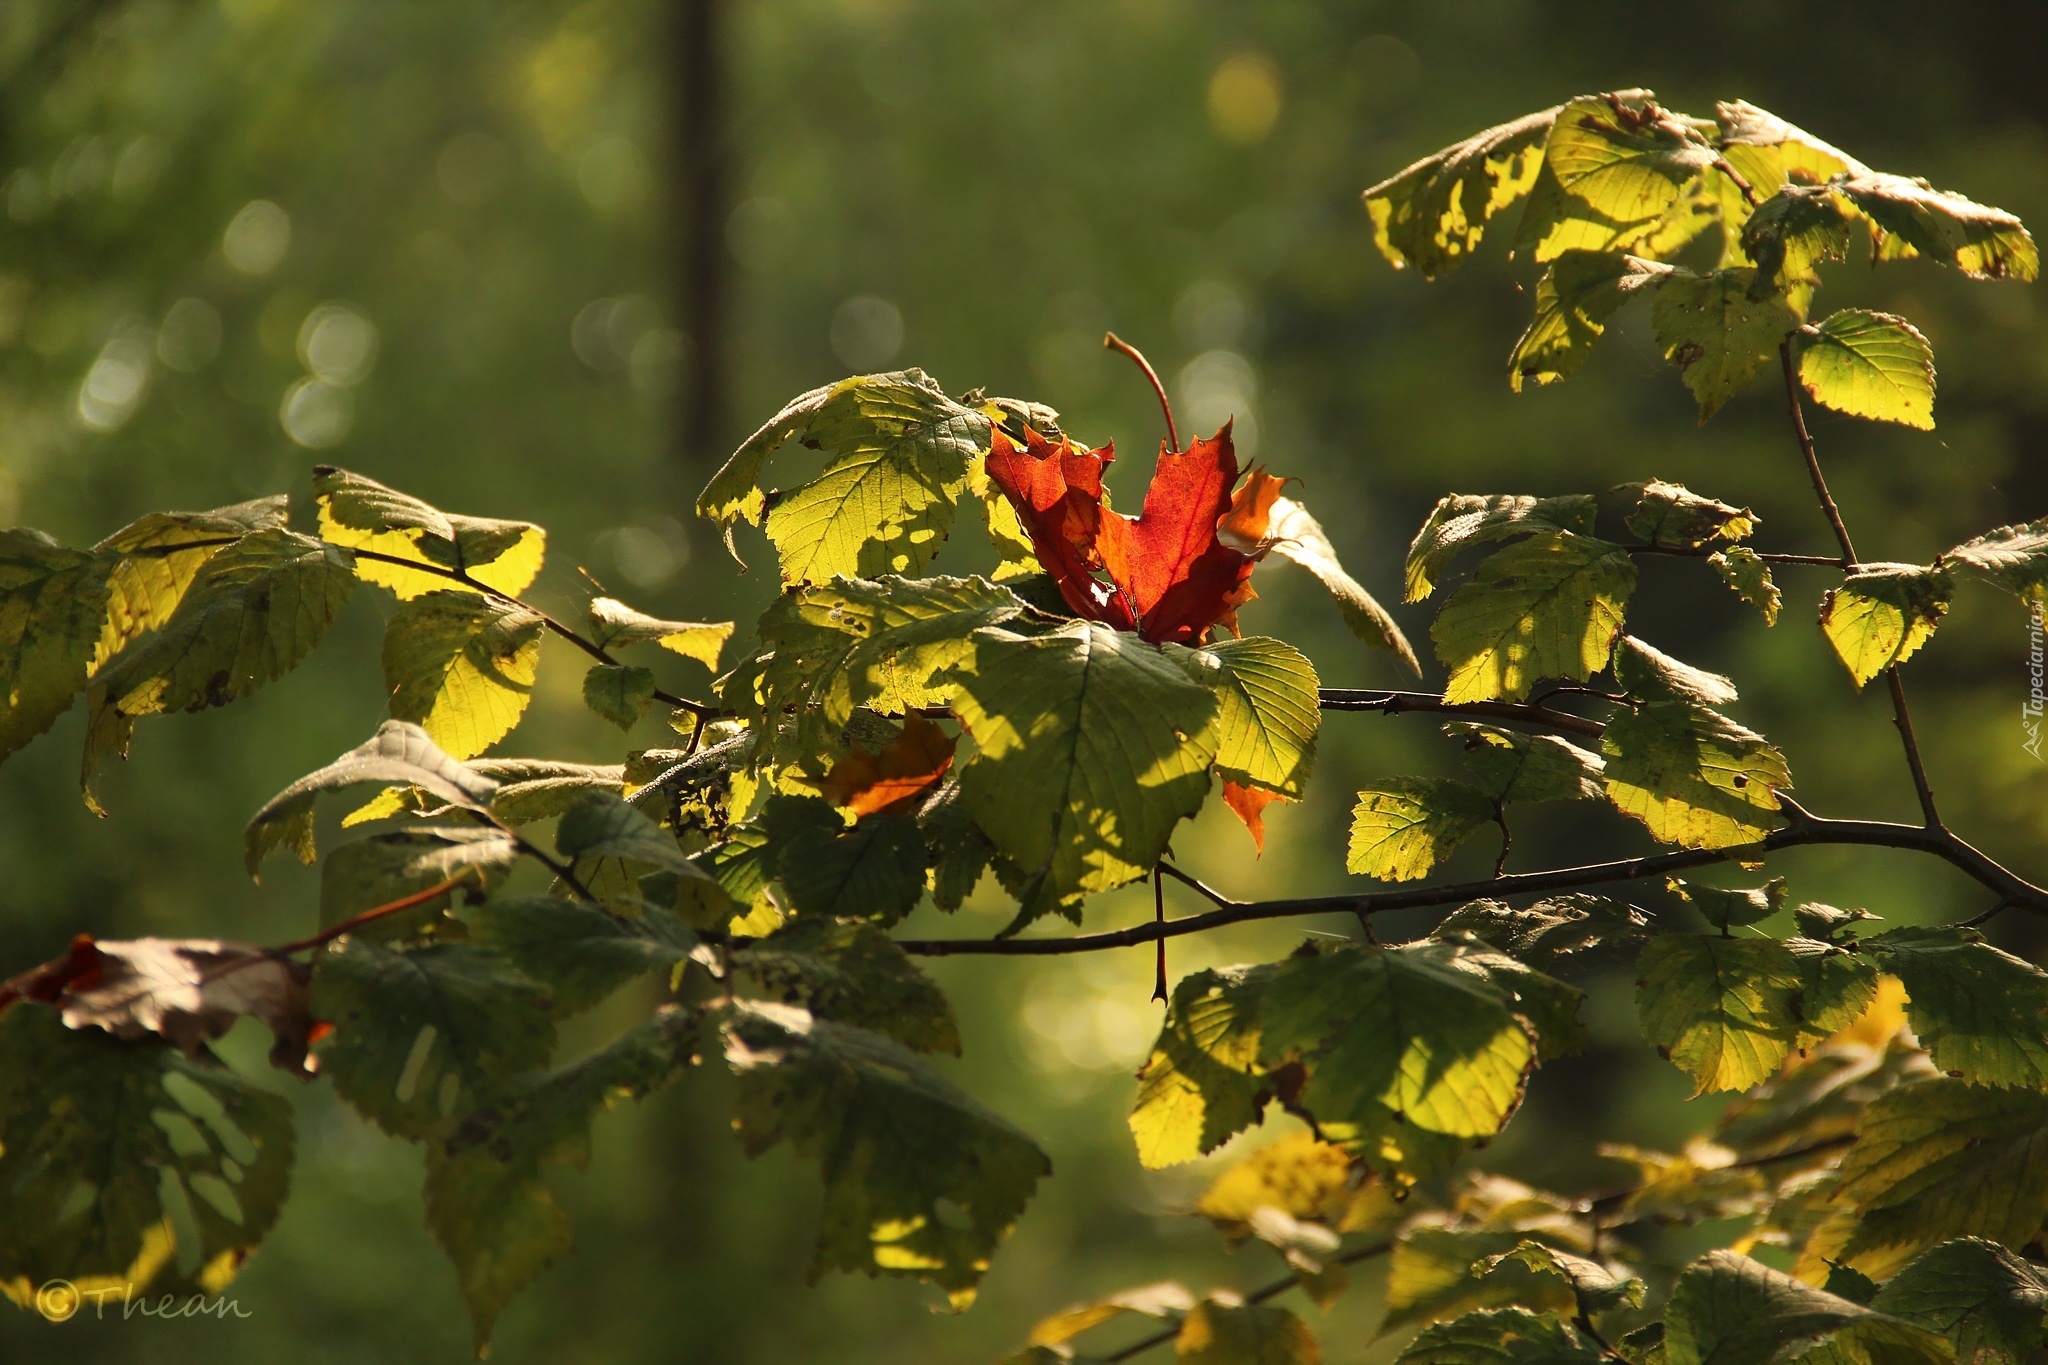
1317;688;1607;740
1151;866;1168;1003
343;546;723;717
1625;543;1849;569
893;814;2048;957
1103;332;1180;452
1885;667;1943;828
1778;338;1859;567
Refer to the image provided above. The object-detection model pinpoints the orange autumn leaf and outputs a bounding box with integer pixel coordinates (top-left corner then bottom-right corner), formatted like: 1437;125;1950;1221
1215;466;1291;555
985;420;1269;645
1222;779;1288;854
819;716;957;817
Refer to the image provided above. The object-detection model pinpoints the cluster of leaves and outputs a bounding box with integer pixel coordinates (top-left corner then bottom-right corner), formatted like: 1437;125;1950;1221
1;85;2047;1365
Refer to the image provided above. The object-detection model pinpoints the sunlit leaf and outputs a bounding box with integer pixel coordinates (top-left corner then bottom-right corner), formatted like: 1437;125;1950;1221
1431;532;1635;704
1508;251;1671;392
586;597;732;671
1196;635;1320;799
1709;547;1781;624
1362;105;1556;278
1798;309;1937;430
1249;496;1417;669
1130;965;1274;1169
313;466;545;600
1175;1296;1321;1365
1347;777;1495;882
1835;171;2038;283
1820;564;1953;686
1602;696;1788;849
1650;268;1801;420
383;590;544;757
1622;481;1758;550
90;496;287;672
1405;494;1597;602
698;370;990;584
1448;723;1605;805
1637;935;1804;1095
1516;92;1719;262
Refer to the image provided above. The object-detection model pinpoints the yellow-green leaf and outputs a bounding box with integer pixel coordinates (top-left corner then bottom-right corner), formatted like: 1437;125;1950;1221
1820;564;1953;686
1836;171;2038;283
587;597;732;671
90;495;287;672
1799;309;1937;430
1508;251;1671;393
1867;926;2048;1090
1431;532;1636;704
1347;777;1495;881
1651;268;1801;420
313;465;544;600
1195;635;1320;798
1516;92;1719;262
1175;1297;1321;1365
0;530;114;761
950;621;1219;929
1405;494;1597;602
697;370;990;585
1710;547;1782;624
1602;698;1788;849
1622;481;1758;550
383;590;544;757
1257;496;1418;669
1637;936;1805;1095
1362;106;1556;279
1448;723;1605;805
1130;965;1274;1169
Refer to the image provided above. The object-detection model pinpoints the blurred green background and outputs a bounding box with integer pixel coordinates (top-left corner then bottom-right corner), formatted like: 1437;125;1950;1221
4;0;2047;1360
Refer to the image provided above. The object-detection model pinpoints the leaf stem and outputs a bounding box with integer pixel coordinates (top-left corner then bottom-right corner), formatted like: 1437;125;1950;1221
1103;332;1180;452
1100;1241;1395;1363
1317;688;1607;740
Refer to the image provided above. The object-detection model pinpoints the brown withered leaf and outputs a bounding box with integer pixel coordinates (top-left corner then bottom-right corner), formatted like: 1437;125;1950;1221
818;715;957;817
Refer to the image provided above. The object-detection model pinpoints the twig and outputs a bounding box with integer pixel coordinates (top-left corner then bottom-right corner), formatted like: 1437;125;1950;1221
1103;332;1180;452
1317;688;1607;741
1156;860;1233;907
1152;866;1168;1003
1625;544;1849;568
1101;1241;1395;1362
344;546;724;718
1776;338;1942;829
893;813;2048;957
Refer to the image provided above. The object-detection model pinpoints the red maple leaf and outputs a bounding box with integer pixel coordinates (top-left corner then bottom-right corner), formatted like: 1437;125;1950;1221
986;422;1272;645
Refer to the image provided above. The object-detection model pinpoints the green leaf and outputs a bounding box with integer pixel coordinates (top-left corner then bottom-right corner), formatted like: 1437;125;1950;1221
1637;935;1804;1095
1787;940;1882;1051
0;529;115;761
1385;1230;1577;1335
734;916;957;1053
1347;777;1496;881
1710;547;1782;625
1256;497;1419;670
85;528;356;800
1174;1296;1320;1365
965;452;1042;581
90;495;287;671
468;758;624;824
1362;105;1556;278
1663;1249;1951;1365
319;826;521;938
1944;521;2048;611
1739;184;1855;289
586;596;732;671
1613;634;1739;706
556;790;693;874
1448;723;1606;805
1819;564;1954;687
773;809;929;926
1396;1307;1606;1364
1434;895;1648;965
919;780;992;911
1865;927;2048;1089
469;895;696;1017
1651;268;1802;420
949;621;1219;929
1623;481;1758;550
1432;533;1636;704
245;721;499;875
312;465;545;601
1195;635;1320;798
1602;697;1789;849
1479;1240;1645;1316
425;1007;698;1351
1405;494;1598;602
1870;1238;2048;1365
697;370;991;584
1798;310;1937;430
1017;1281;1194;1355
582;662;656;730
1508;251;1671;393
1667;876;1786;930
1825;1079;2048;1277
311;940;555;1139
1259;940;1535;1138
383;589;544;758
723;1000;1049;1306
1793;903;1882;945
1835;171;2038;283
1130;965;1274;1169
1516;93;1719;263
0;1003;296;1298
1714;101;1861;212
